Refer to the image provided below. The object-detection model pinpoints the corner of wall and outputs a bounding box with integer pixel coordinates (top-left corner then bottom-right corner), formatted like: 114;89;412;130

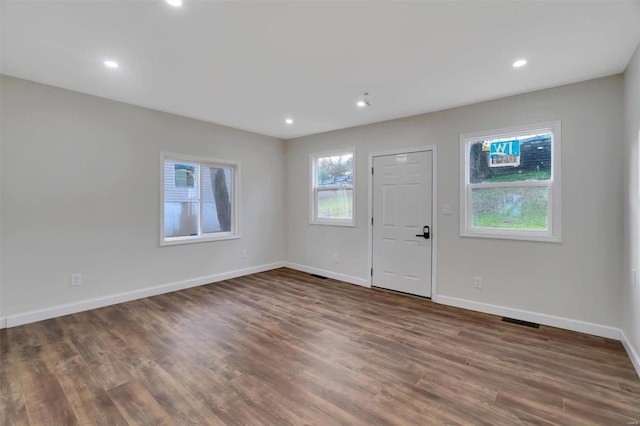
621;329;640;379
0;75;4;324
284;261;370;288
622;40;640;379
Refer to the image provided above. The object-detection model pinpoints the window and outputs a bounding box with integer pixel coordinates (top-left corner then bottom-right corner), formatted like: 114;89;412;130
310;148;355;226
460;121;561;242
161;152;239;245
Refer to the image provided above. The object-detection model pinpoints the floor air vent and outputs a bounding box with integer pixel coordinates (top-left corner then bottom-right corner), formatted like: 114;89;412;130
502;317;540;328
310;274;328;279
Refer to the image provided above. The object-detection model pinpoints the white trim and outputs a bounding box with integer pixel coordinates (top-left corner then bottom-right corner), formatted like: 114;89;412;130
459;121;562;243
160;234;241;246
309;147;356;227
3;269;637;380
284;262;370;288
621;330;640;379
434;295;621;340
160;152;241;246
431;148;438;298
4;262;285;328
367;145;438;298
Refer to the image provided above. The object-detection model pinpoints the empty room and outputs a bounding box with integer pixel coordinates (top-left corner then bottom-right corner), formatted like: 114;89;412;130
1;0;640;424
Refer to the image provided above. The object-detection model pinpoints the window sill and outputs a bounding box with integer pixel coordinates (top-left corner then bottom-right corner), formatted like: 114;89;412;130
461;229;561;243
309;220;356;228
160;233;241;246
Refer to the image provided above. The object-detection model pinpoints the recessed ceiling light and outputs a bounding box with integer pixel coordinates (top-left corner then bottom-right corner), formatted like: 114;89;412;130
513;59;527;68
166;0;183;6
104;60;119;69
356;100;367;108
285;118;294;125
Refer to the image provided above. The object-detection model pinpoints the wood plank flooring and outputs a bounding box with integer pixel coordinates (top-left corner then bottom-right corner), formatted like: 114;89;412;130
1;267;639;425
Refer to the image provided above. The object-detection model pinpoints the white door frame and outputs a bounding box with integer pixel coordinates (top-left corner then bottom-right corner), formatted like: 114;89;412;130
367;145;438;298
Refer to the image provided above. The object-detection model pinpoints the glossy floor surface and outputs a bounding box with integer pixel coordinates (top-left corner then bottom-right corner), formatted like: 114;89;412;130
1;268;639;425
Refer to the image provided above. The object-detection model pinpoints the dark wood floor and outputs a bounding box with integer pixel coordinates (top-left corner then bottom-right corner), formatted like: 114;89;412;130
1;268;639;425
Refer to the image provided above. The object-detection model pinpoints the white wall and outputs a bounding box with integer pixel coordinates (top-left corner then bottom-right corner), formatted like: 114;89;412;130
286;75;624;329
0;75;286;319
0;75;3;324
0;72;629;340
623;44;640;366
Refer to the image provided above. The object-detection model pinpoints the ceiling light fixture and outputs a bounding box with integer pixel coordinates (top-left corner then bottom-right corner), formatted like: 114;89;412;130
512;59;527;68
285;118;294;125
103;60;119;69
357;92;371;108
166;0;183;6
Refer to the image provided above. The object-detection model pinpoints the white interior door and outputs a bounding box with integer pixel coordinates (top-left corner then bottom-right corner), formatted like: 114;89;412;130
372;151;432;297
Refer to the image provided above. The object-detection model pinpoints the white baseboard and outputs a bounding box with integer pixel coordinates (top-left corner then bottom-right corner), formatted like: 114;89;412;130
4;262;285;329
284;262;370;288
5;264;638;380
621;330;640;379
434;295;621;340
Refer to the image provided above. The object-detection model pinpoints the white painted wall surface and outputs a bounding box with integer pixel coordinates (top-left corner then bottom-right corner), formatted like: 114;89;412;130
0;75;286;318
0;75;3;323
286;76;624;328
623;43;640;364
0;73;629;340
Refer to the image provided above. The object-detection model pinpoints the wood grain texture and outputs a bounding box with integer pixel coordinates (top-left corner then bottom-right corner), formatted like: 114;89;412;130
1;268;638;425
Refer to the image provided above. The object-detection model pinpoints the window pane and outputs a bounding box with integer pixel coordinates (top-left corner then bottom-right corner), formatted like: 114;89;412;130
202;166;233;233
164;161;200;238
164;202;198;237
317;153;353;187
317;188;353;219
471;186;548;230
469;133;552;184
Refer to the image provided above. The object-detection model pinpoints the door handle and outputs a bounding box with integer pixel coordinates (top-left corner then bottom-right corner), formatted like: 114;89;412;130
416;226;430;239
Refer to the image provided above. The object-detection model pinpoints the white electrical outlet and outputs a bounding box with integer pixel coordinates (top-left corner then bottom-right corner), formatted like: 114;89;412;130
474;276;483;289
442;204;453;215
241;249;248;259
332;253;338;263
70;273;82;287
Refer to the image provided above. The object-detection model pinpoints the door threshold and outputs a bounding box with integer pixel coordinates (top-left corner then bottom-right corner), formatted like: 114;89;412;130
372;286;431;300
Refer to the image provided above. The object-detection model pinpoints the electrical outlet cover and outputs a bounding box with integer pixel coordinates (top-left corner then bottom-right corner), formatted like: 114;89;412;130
474;277;483;289
70;273;82;287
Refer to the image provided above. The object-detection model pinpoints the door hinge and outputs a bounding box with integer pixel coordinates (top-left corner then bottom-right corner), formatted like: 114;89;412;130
371;217;374;225
371;267;373;277
371;167;374;175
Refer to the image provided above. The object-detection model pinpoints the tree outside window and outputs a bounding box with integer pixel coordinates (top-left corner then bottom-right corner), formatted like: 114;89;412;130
311;149;355;226
161;153;239;245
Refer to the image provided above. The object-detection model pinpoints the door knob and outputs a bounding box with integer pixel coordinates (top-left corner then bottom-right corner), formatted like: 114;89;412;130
416;226;430;239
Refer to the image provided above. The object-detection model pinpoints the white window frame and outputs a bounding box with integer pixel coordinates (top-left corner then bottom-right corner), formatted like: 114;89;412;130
309;148;356;227
459;121;562;242
160;152;240;246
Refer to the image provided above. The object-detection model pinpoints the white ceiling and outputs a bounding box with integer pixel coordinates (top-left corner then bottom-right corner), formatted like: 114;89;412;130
2;1;640;140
